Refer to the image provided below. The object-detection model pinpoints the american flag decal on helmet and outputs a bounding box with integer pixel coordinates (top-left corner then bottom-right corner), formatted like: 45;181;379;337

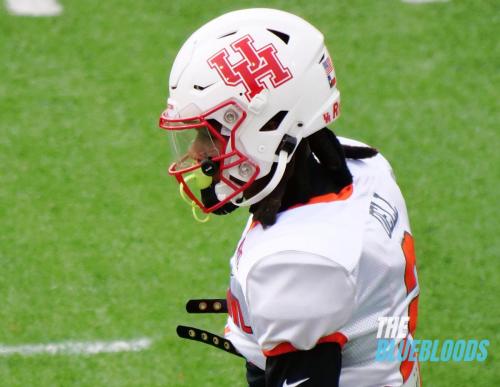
322;56;336;88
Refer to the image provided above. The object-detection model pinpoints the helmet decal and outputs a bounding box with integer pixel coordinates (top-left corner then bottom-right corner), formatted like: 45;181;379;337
207;34;293;101
321;55;337;88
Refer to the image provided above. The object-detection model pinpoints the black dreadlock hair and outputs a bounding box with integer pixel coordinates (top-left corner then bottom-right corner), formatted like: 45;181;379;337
250;128;378;228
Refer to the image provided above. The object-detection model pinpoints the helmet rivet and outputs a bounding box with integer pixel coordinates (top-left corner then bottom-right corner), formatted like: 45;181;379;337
224;109;238;124
258;145;266;153
239;162;253;177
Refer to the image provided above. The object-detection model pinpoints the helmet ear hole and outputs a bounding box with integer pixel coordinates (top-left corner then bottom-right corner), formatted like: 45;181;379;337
259;111;288;132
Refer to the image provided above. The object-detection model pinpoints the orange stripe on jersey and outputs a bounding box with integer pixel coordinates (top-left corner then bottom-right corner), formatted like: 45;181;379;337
249;219;260;229
289;184;353;210
317;332;348;347
399;340;414;382
263;332;348;357
399;352;421;385
400;232;420;383
263;342;296;357
249;184;353;230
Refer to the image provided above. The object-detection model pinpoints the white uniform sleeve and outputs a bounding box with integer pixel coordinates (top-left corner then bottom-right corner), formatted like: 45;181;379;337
225;316;266;370
246;251;356;354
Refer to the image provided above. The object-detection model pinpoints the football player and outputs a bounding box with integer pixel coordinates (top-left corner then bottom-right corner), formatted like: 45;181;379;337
159;8;421;387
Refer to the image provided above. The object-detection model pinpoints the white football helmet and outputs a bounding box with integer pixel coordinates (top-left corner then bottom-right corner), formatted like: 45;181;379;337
159;8;340;213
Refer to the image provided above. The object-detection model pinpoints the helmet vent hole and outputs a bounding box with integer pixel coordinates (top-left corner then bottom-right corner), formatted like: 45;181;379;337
218;31;238;39
259;111;288;132
267;29;290;44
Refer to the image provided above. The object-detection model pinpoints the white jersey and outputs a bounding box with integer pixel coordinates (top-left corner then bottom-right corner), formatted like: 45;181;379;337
225;138;421;387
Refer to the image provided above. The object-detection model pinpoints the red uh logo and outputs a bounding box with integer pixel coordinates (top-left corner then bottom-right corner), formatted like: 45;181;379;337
208;34;293;101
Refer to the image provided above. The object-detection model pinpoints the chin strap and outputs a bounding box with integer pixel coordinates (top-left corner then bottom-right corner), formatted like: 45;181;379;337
176;325;242;358
176;298;243;358
230;149;289;207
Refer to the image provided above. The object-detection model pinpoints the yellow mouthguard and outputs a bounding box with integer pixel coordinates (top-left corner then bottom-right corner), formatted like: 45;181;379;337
179;171;213;223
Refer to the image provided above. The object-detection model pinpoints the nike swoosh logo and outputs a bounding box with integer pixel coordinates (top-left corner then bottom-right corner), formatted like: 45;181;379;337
282;377;310;387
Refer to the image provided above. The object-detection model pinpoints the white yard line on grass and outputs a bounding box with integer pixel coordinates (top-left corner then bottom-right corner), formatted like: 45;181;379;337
5;0;63;16
0;337;152;356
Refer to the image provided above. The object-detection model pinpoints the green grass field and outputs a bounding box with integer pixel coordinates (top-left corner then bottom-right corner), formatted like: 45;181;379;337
0;0;498;385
